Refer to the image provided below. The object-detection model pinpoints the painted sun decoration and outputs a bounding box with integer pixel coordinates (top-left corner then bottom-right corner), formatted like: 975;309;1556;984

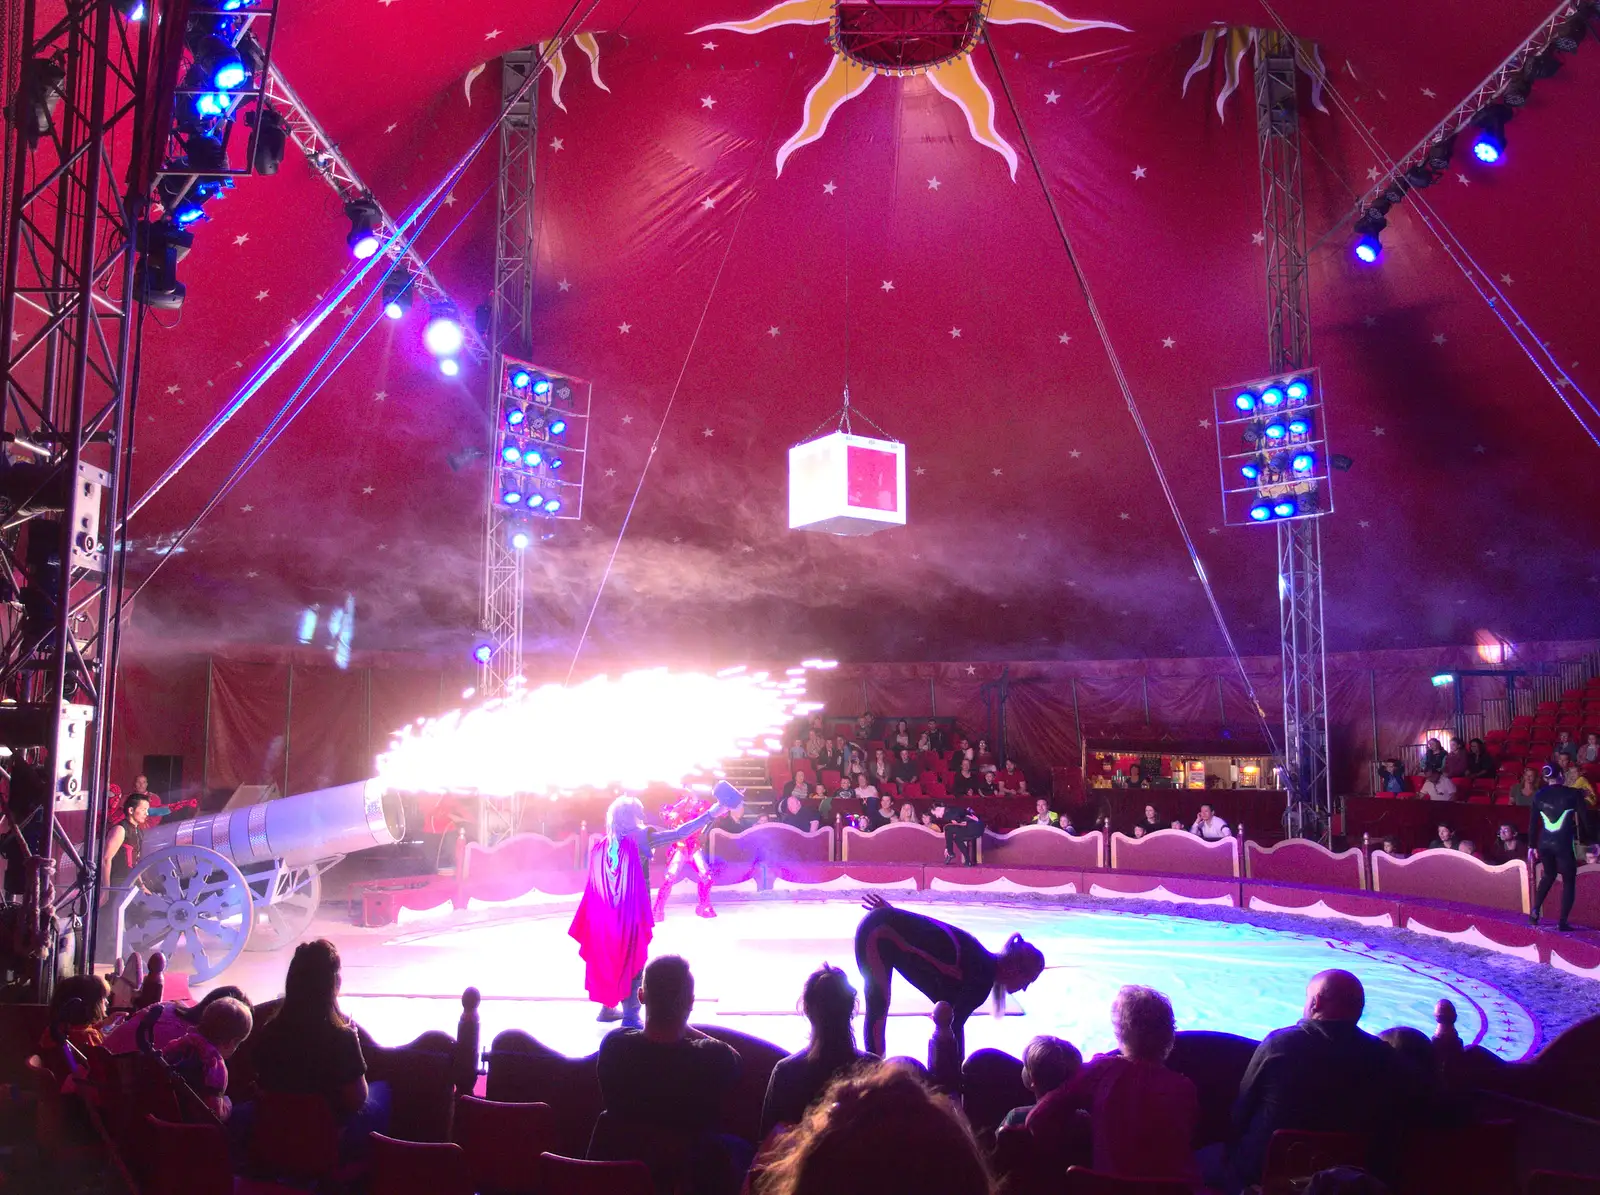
693;0;1128;179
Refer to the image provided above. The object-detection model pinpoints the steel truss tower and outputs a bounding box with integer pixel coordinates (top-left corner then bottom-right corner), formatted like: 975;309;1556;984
478;47;539;697
1254;30;1331;824
0;0;151;995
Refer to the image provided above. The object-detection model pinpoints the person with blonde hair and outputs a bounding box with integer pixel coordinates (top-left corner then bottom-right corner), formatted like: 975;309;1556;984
753;1061;991;1195
1028;985;1198;1182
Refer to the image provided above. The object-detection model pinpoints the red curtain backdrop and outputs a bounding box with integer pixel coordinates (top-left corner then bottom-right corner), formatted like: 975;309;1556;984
206;661;291;792
286;667;369;795
110;655;210;794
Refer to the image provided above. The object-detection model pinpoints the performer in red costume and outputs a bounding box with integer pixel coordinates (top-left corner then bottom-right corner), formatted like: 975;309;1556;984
652;792;720;922
569;784;742;1028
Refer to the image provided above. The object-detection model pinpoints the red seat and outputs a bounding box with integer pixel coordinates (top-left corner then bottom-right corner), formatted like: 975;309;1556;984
248;1089;341;1181
452;1095;557;1195
902;782;922;799
924;783;948;799
1261;1129;1366;1195
820;770;840;790
1063;1170;1192;1194
1529;1171;1600;1195
370;1133;473;1195
1399;1120;1515;1195
537;1153;654;1195
143;1115;232;1195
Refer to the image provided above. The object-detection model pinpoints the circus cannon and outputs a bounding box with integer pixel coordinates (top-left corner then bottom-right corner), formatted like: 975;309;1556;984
107;780;404;982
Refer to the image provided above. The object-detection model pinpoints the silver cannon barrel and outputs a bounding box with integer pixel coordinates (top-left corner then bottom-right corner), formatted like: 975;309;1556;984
142;778;406;870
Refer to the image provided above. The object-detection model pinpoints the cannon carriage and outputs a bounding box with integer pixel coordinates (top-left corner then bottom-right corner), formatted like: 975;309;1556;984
110;779;405;981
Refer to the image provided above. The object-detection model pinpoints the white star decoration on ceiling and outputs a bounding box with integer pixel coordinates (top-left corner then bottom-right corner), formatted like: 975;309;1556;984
484;28;501;40
1252;231;1265;245
700;196;716;210
1045;90;1060;104
621;414;633;424
1197;418;1210;428
254;289;269;301
927;177;941;190
1118;512;1131;520
1363;315;1377;327
558;279;571;291
1473;444;1486;453
1131;165;1147;179
1207;527;1219;535
949;327;961;338
965;665;977;675
701;95;717;109
374;390;387;401
1068;449;1081;458
618;321;631;333
767;326;780;337
362;485;375;494
550;138;564;151
1372;427;1386;436
1058;333;1071;344
384;122;398;134
991;467;1002;476
1456;173;1469;185
1500;274;1513;284
1421;87;1437;98
702;427;714;437
340;304;355;317
1358;519;1371;529
241;504;254;513
165;383;180;394
822;181;837;195
1432;333;1448;345
702;40;717;50
1366;166;1380;181
1161;336;1175;348
233;233;249;246
881;280;894;292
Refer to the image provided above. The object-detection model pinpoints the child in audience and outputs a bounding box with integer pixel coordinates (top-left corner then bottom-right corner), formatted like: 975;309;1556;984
162;996;253;1121
40;973;111;1073
1001;1035;1082;1128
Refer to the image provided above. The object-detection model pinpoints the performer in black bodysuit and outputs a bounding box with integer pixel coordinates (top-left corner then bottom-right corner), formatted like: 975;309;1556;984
853;893;1044;1056
1530;763;1585;932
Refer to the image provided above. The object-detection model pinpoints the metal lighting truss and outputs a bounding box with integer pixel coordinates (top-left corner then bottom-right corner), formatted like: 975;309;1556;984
477;47;539;697
1352;0;1590;221
1254;30;1331;828
252;42;489;362
0;0;152;996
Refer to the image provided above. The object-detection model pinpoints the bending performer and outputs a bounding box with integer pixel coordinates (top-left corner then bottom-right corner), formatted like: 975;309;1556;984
569;792;729;1028
1530;762;1585;932
853;892;1044;1057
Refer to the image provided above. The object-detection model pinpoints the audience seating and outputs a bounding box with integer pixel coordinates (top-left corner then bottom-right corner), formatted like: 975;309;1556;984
142;1115;233;1195
452;1094;558;1194
537;1152;655;1195
1063;1169;1194;1195
1530;1172;1600;1195
1260;1129;1367;1195
1398;1119;1517;1195
484;1031;603;1159
246;1089;342;1181
587;1110;693;1190
1165;1031;1257;1148
959;1047;1029;1139
369;1132;474;1195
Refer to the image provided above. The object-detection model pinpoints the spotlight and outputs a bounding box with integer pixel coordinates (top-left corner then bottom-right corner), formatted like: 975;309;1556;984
1272;498;1297;518
1423;135;1455;171
248;106;287;174
542;498;562;514
1291;452;1315;472
1331;454;1354;472
501;446;521;464
506;407;527;427
381;272;413;320
439;357;460;378
521;448;542;467
1430;672;1456;688
1249;503;1272;522
1354;235;1380;264
548;456;563;470
1380;178;1408;205
1472;104;1511;162
1263;421;1287;441
1403;165;1436;189
117;0;145;18
193;36;248;91
15;58;66;150
531;376;552;397
1553;9;1593;53
1234;391;1257;412
1241;462;1261;481
1287;416;1311;436
509;369;532;390
133;220;193;310
472;643;494;664
1353;213;1385;263
1285;378;1310;401
548;418;567;436
424;307;465;357
1260;386;1285;408
510;528;532;550
1527;49;1563;80
345;197;382;260
501;487;525;505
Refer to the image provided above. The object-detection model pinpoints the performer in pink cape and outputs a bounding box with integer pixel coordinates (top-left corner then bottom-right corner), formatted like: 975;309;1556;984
569;784;741;1027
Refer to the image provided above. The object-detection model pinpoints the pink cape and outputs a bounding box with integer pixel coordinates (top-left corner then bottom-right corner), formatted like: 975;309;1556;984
568;834;653;1006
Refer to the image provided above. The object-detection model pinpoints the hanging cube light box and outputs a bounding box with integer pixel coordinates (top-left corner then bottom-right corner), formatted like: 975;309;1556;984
788;430;906;536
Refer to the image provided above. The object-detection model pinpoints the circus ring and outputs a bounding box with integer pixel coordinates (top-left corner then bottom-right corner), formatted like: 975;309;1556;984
197;824;1600;1064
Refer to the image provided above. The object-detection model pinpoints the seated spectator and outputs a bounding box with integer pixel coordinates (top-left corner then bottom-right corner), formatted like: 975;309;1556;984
889;720;912;751
891;749;919;787
1122;763;1151;790
952;759;979;798
1419;771;1456;801
1420;737;1447;775
1132;803;1164;838
1563;761;1596;809
994;759;1026;794
598;955;742;1190
1551;730;1579;766
818;737;842;772
1191;803;1230;841
1443;739;1469;779
104;985;253;1055
1427;824;1457;851
1586;843;1600;867
42;972;111;1061
1490;823;1527;863
917;724;935;752
1514;765;1542;806
804;731;822;760
163;996;252;1121
975;771;997;798
867;792;896;830
787;778;811;802
869;749;893;786
1002;1034;1082;1129
1581;731;1600;765
1457;839;1478;858
956;737;975;764
1377;1025;1466;1127
1464;737;1496;779
788;739;807;761
1215;970;1422;1192
1030;985;1198;1184
855;712;876;741
1014;776;1032;800
777;794;815;831
761;964;864;1136
898;803;917;823
854;774;880;806
1060;813;1077;834
1376;759;1407;794
1031;798;1060;828
974;739;996;772
1378;836;1401;856
753;1061;990;1195
833;776;854;802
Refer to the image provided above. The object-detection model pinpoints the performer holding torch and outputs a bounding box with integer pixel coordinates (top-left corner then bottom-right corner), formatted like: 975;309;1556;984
569;782;743;1027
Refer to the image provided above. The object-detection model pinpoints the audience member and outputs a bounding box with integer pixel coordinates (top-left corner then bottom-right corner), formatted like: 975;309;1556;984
1456;839;1478;858
956;738;976;764
42;972;111;1060
855;712;875;741
898;803;917;823
994;759;1026;794
953;759;979;798
103;984;253;1055
1379;836;1401;856
787;778;811;802
854;773;880;805
1427;824;1457;851
975;771;997;798
869;749;892;786
1419;737;1447;775
1191;803;1231;841
1563;761;1595;809
1031;798;1060;828
163;997;252;1121
777;794;815;831
1216;969;1421;1192
1376;759;1407;794
1513;765;1542;806
1014;777;1032;800
1030;985;1198;1183
890;720;912;751
1131;803;1164;838
1378;1025;1466;1127
761;965;866;1137
892;749;919;787
752;1062;990;1195
1442;739;1469;779
974;739;996;771
1490;823;1527;864
788;739;807;761
1581;731;1600;765
1586;844;1600;867
1551;730;1579;766
1464;737;1496;779
804;730;822;761
917;725;935;752
1419;771;1456;801
1060;813;1077;834
867;792;896;830
1002;1035;1082;1129
930;800;982;866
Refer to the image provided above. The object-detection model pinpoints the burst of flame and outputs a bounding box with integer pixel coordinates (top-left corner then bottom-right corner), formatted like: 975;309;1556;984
376;662;834;797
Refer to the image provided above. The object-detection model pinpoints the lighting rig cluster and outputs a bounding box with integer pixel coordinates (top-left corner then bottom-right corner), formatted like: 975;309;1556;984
137;0;284;309
1352;0;1595;264
1213;369;1332;525
493;359;590;542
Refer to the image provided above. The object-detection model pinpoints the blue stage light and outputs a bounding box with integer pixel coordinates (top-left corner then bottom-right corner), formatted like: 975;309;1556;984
510;369;532;390
1241;463;1260;481
172;201;207;226
1353;234;1380;264
1272;499;1297;518
195;91;228;117
472;643;493;664
1287;416;1310;436
1431;672;1456;688
501;487;524;505
507;408;526;427
522;449;542;467
210;50;246;91
1263;421;1287;441
1472;131;1503;163
531;377;552;396
548;456;563;470
119;0;145;18
1260;387;1285;408
439;357;460;377
510;528;532;550
424;310;465;357
1249;504;1272;522
1291;452;1315;472
548;418;567;436
1235;392;1257;412
543;498;562;513
1285;379;1309;401
384;299;404;320
501;446;520;464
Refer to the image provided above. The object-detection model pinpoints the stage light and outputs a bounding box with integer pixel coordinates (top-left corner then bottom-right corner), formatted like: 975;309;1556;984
1263;421;1287;441
542;498;562;513
1423;135;1455;172
134;220;193;311
1234;391;1257;412
472;643;494;664
439;357;460;378
1287;416;1311;436
1331;454;1354;472
193;36;248;90
522;448;542;467
1249;503;1272;522
531;376;552;397
1403;165;1436;190
1553;9;1593;52
1260;386;1285;408
501;487;524;505
345;197;382;260
1241;462;1260;481
171;199;208;226
548;456;563;470
510;527;532;550
117;0;145;18
249;106;287;174
1472;104;1511;162
501;446;521;464
1291;452;1315;472
382;272;413;320
507;407;526;427
510;369;532;390
15;58;66;149
1431;672;1456;688
1354;235;1380;263
1285;378;1309;402
424;307;465;357
548;418;567;436
1272;499;1297;518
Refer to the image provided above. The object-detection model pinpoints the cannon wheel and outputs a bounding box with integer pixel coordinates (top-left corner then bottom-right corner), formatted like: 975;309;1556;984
244;863;323;952
118;845;253;984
